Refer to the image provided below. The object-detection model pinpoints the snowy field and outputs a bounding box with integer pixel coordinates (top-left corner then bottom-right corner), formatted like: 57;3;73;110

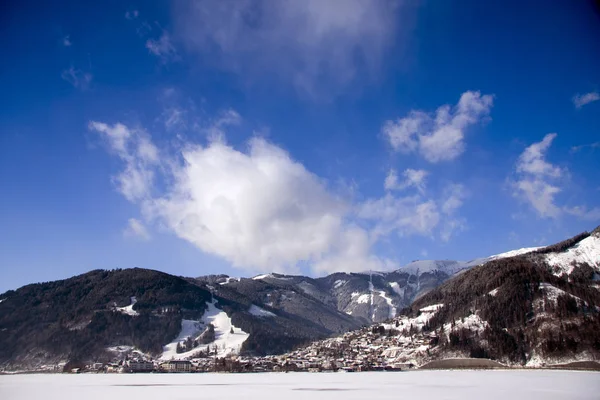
1;370;599;400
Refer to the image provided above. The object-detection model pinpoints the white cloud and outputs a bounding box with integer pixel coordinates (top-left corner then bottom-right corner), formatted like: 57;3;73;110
439;184;468;241
571;141;600;153
441;183;467;215
173;0;407;95
63;35;72;47
383;91;494;162
440;218;466;242
163;108;186;131
88;122;131;155
124;218;150;240
146;137;349;271
358;194;440;238
206;109;242;141
514;178;562;218
512;133;563;218
516;133;562;178
312;226;392;274
92;118;384;274
146;32;178;62
360;175;468;242
88;121;158;202
564;206;600;221
92;108;475;275
61;66;92;90
384;168;428;193
572;91;599;109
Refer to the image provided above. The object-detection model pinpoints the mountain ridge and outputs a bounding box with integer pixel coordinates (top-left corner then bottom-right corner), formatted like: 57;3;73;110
0;227;598;371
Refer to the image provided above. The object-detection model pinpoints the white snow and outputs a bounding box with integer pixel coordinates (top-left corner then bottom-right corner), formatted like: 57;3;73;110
160;319;204;360
400;260;467;276
488;288;499;296
389;282;404;297
115;296;139;316
248;304;276;318
0;298;5;304
333;279;346;289
538;283;583;304
385;303;444;332
219;277;240;285
396;247;541;278
545;234;600;276
488;246;541;260
252;274;272;280
356;294;370;304
420;303;444;313
160;300;249;360
252;274;294;281
376;290;396;319
106;345;135;353
4;371;598;399
445;313;489;334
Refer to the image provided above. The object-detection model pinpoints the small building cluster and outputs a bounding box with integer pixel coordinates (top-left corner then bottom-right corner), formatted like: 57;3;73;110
60;311;450;374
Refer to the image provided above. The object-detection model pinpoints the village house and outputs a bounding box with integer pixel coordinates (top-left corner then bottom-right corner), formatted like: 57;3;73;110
126;360;154;373
161;360;192;373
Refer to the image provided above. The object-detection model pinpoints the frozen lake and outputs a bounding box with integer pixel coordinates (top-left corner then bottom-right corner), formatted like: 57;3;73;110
1;370;598;399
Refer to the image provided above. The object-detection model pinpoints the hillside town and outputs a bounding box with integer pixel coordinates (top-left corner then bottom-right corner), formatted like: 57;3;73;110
69;325;423;374
47;309;444;374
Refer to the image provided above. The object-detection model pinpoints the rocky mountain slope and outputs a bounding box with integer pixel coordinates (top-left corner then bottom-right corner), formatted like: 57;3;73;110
0;269;360;370
0;228;596;370
215;245;541;324
280;227;600;367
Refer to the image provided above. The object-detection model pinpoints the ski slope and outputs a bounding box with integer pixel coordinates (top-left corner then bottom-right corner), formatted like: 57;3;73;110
160;300;248;360
115;296;139;316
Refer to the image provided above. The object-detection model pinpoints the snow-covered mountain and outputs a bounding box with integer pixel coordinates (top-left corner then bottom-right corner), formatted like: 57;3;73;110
282;228;600;368
236;245;544;324
1;226;598;371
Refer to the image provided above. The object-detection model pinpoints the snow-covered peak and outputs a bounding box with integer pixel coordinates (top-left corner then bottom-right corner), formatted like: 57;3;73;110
545;234;600;276
394;246;542;277
487;246;542;260
398;260;465;276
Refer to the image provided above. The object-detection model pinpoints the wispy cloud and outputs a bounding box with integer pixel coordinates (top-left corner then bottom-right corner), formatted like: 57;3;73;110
61;66;92;90
572;91;599;109
384;168;429;193
571;141;600;153
359;181;468;242
62;35;72;47
124;218;150;240
146;31;178;63
382;91;494;162
88;121;158;202
90;115;389;275
173;0;410;96
564;206;600;221
512;134;599;221
512;133;563;218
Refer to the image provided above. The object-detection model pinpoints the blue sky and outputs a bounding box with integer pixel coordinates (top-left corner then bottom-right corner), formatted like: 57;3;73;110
1;0;599;292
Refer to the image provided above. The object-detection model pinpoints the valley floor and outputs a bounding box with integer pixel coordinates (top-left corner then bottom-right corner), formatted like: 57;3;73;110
1;370;598;399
